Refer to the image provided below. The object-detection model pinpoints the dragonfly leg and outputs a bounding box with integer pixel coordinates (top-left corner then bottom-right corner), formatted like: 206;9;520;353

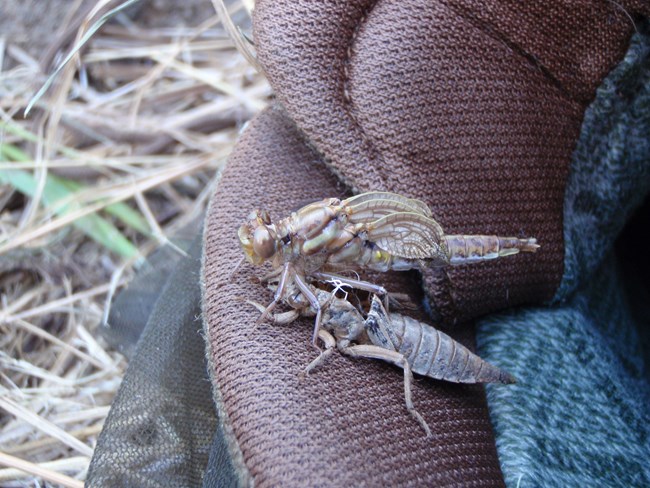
339;344;432;437
246;300;301;325
312;271;391;312
294;273;323;350
301;329;336;377
256;263;292;325
313;271;387;296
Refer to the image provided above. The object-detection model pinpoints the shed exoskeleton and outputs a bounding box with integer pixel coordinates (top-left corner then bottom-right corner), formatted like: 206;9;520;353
249;283;515;436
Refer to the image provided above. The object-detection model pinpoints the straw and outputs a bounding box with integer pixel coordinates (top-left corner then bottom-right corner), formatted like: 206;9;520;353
0;1;268;485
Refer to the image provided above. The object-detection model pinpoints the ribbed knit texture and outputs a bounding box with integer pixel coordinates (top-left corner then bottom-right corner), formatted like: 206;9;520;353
477;24;650;487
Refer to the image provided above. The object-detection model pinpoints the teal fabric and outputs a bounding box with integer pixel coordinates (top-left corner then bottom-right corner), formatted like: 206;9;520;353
477;23;650;487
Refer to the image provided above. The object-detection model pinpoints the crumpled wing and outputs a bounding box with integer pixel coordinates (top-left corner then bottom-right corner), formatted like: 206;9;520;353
365;212;449;261
343;191;432;223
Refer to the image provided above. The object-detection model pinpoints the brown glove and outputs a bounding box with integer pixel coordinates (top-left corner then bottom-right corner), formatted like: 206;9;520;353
203;1;649;485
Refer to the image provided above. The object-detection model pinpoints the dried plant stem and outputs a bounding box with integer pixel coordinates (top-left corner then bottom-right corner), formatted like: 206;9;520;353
212;0;261;71
4;425;103;456
10;318;110;371
0;451;85;488
0;397;94;457
2;282;119;323
1;1;268;484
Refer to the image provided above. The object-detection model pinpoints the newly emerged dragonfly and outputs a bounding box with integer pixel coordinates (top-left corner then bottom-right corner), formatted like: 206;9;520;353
249;283;515;436
238;191;539;346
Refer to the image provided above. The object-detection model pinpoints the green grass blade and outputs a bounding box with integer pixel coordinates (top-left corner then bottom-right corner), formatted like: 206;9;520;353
0;120;81;159
0;145;140;258
0;142;150;234
59;178;150;234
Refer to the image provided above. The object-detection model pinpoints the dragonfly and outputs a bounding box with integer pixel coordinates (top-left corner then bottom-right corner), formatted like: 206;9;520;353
248;282;515;436
238;191;539;346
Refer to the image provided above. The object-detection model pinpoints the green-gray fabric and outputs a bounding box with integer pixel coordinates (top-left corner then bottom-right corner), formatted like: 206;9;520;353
86;235;226;487
477;22;650;487
101;230;198;358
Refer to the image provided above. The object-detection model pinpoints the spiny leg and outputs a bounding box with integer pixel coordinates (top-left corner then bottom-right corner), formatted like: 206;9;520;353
312;271;391;313
256;263;292;325
339;344;432;437
293;273;323;350
301;329;337;378
246;300;301;326
313;271;387;296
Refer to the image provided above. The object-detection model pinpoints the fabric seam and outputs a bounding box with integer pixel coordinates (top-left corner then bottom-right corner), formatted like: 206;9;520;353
340;0;387;186
435;0;577;104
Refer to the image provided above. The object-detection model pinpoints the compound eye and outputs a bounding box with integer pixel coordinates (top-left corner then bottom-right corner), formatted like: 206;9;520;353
253;226;275;259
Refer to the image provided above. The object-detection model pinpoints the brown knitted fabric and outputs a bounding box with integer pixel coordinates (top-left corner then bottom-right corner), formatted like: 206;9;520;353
204;106;505;486
253;0;649;323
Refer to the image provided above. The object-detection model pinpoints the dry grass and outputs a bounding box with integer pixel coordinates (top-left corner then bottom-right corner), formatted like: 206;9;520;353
0;1;268;485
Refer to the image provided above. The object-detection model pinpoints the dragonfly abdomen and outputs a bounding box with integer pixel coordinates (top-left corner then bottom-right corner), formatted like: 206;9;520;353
444;234;539;265
366;299;515;384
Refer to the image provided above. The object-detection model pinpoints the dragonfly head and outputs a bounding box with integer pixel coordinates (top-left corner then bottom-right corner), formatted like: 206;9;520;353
238;209;278;265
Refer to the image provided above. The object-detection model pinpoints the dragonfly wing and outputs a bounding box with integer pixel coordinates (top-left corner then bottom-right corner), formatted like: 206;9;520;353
366;212;449;261
343;192;433;224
